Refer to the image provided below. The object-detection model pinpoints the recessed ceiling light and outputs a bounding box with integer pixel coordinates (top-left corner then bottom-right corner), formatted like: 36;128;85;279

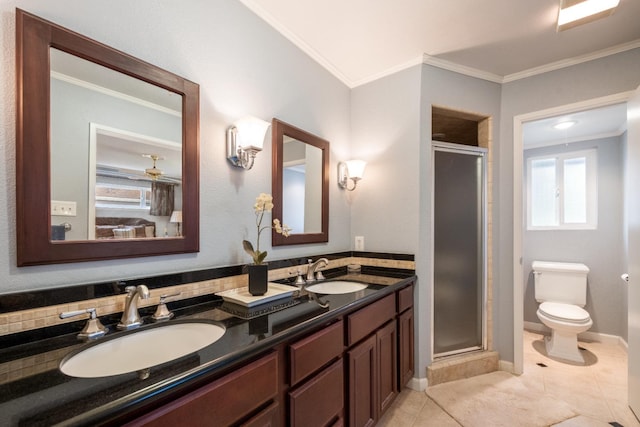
553;120;577;130
557;0;620;31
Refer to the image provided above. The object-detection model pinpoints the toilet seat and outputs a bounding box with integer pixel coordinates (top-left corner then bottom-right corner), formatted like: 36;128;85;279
538;302;590;324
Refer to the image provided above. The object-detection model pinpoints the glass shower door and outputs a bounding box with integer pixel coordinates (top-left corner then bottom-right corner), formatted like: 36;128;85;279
433;143;487;357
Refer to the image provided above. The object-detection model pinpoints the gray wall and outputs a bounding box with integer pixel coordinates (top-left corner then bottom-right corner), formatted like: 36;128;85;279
498;49;640;362
0;1;351;293
350;64;502;377
523;136;626;339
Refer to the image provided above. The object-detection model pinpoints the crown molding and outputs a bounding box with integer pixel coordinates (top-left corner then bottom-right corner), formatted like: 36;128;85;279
503;39;640;83
238;0;353;87
421;54;504;83
350;56;425;88
240;0;640;88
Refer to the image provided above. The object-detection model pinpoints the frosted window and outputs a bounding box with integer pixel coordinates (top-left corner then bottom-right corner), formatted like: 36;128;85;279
563;157;587;223
527;149;597;230
530;158;557;227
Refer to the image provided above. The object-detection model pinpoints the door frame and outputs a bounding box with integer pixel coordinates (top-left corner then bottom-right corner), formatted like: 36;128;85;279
512;91;633;374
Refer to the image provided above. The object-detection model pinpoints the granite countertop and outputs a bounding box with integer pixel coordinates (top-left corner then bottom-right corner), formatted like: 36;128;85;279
0;271;415;427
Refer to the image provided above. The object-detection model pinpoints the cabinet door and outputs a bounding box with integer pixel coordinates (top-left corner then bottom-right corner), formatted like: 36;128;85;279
289;358;344;427
377;320;397;416
348;334;377;427
398;308;415;387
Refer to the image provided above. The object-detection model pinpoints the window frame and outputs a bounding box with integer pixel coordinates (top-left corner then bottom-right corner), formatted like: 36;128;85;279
526;148;598;231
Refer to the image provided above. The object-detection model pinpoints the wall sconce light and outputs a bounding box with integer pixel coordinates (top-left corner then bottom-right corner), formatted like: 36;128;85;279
169;210;182;236
226;116;271;170
338;160;366;191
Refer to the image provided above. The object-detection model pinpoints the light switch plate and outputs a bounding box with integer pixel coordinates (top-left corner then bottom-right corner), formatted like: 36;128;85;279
52;200;77;216
355;236;365;251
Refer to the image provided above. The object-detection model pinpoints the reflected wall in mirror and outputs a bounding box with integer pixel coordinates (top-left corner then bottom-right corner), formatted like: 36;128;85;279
272;119;329;246
50;48;184;242
16;9;200;266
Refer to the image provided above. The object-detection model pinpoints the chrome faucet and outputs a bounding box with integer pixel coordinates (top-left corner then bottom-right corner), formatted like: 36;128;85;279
117;285;150;330
306;258;329;283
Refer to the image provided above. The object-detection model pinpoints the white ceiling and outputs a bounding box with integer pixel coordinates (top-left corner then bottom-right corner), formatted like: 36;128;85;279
240;0;640;87
523;103;628;149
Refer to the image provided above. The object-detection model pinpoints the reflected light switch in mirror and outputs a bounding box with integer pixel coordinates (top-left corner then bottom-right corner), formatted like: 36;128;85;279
52;200;77;216
355;236;364;251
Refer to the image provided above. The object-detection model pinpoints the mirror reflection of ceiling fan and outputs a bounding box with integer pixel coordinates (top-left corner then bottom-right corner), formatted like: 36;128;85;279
143;153;164;180
96;153;181;184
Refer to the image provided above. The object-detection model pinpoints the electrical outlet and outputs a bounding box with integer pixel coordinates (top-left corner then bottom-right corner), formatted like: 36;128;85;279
52;200;77;216
355;236;365;251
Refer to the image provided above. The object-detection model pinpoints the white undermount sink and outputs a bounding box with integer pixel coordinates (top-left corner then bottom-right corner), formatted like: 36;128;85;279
305;280;368;295
60;321;226;378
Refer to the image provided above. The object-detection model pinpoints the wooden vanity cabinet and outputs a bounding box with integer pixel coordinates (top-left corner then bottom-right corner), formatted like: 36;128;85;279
126;352;278;427
397;284;415;387
124;281;415;427
346;293;398;427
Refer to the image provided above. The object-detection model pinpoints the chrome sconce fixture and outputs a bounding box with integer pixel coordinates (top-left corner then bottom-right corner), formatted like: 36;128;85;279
338;160;366;191
226;116;271;170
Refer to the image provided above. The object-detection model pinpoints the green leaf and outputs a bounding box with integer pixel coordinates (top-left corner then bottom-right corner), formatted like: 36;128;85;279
256;251;268;264
242;240;255;258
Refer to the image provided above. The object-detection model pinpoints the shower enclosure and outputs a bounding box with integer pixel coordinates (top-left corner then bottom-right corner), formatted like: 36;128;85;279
432;142;487;358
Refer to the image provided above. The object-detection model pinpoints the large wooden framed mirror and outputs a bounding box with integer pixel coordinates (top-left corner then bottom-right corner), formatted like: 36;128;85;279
272;119;329;246
16;9;200;266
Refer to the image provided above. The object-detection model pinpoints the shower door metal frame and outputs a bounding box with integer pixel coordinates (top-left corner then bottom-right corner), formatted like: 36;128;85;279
431;141;488;359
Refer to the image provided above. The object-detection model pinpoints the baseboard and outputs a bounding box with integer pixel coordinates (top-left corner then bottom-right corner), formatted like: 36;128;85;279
407;376;427;391
524;321;626;348
499;360;515;374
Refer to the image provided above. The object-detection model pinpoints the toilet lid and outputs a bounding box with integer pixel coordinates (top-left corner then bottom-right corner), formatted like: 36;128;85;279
539;302;590;323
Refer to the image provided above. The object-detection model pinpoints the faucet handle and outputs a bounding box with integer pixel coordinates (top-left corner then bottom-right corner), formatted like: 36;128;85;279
315;270;326;281
151;292;181;322
59;308;108;340
295;269;306;286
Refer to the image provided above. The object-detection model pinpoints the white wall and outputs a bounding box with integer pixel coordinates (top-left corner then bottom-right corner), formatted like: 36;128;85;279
0;1;351;293
499;48;640;362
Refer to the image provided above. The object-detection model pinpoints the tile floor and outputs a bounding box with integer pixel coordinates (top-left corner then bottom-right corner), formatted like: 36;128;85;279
379;330;639;426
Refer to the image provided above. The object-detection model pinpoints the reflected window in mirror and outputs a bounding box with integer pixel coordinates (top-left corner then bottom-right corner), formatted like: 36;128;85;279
272;119;329;246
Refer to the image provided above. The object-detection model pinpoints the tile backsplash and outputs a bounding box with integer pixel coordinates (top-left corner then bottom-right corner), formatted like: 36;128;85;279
0;253;415;337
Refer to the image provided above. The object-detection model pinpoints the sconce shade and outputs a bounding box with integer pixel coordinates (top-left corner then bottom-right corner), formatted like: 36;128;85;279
338;159;367;191
345;160;366;180
226;116;271;170
234;116;270;150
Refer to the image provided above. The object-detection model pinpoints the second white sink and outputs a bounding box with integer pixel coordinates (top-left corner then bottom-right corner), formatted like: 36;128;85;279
305;280;368;295
60;321;226;378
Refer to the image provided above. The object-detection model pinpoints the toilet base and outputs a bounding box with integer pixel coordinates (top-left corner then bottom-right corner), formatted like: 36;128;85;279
544;330;584;363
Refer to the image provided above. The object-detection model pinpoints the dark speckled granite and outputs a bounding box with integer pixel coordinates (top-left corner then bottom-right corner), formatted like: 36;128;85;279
0;269;416;427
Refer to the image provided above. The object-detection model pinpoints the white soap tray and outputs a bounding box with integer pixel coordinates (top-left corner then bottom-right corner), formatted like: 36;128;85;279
216;283;298;307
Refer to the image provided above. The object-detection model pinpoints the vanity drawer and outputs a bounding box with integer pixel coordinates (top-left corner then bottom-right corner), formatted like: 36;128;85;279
289;358;344;427
127;352;278;427
397;284;414;313
347;294;395;346
290;320;344;386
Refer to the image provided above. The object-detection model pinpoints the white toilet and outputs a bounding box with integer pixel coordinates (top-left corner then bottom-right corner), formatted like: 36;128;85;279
532;261;593;363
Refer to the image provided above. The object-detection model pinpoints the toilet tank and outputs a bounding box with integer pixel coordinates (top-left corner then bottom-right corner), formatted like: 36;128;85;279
532;261;589;306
